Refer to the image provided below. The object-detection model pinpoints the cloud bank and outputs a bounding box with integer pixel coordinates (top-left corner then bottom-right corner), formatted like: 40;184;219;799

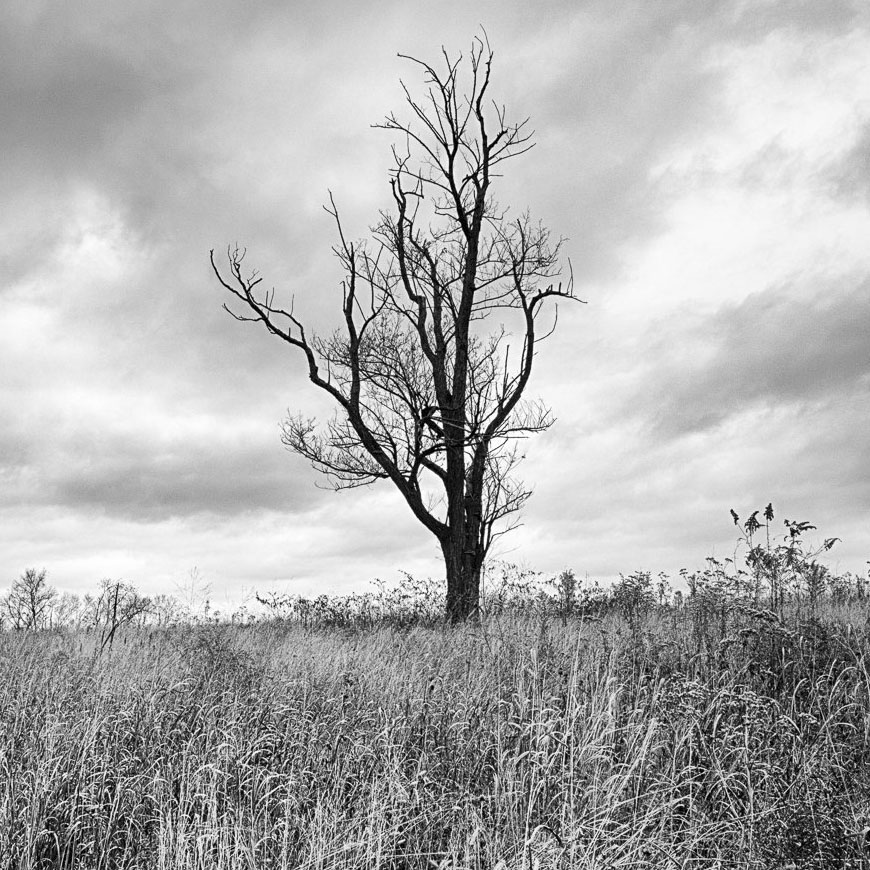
2;0;868;599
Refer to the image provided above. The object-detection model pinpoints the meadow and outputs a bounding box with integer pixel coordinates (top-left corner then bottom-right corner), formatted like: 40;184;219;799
2;516;870;869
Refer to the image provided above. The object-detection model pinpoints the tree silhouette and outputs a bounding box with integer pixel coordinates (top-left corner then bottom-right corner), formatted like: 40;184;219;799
212;36;578;621
84;578;151;654
2;568;56;630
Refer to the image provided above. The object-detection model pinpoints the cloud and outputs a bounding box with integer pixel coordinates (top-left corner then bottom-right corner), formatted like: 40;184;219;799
634;275;870;437
49;433;317;522
0;25;146;180
0;403;321;521
829;120;870;204
2;0;869;598
506;6;728;285
728;0;865;39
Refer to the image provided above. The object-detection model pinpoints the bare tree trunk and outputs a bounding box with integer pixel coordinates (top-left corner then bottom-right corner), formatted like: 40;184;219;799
442;536;482;622
442;487;485;622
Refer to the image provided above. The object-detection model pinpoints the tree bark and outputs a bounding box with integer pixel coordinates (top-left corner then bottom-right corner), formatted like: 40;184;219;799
441;535;482;622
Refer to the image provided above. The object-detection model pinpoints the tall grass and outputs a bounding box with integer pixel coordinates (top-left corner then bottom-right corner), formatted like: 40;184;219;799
1;508;867;868
2;584;870;869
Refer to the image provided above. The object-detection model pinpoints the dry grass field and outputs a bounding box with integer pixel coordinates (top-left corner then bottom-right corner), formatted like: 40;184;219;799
3;555;870;870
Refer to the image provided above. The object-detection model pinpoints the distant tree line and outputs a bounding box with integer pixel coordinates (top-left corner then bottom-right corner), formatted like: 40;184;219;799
0;569;181;646
6;506;865;635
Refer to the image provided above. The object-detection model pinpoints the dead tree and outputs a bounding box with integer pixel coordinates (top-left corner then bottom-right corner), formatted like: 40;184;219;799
85;578;151;653
212;36;578;621
2;568;57;630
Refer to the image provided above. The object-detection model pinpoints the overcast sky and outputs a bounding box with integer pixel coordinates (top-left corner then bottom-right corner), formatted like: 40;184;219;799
2;0;869;605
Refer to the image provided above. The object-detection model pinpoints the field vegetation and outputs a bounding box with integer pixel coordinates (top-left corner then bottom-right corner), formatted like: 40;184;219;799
2;508;870;869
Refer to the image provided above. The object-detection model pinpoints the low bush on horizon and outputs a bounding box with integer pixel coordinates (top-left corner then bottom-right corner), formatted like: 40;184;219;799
2;507;870;868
